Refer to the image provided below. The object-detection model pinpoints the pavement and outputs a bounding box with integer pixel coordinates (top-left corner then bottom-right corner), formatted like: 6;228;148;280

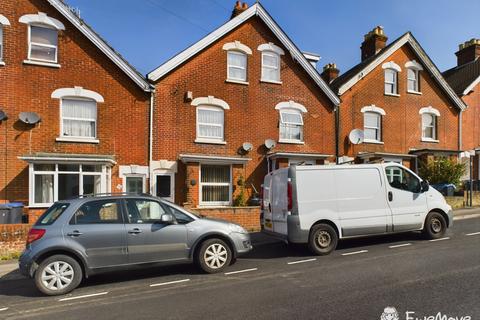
0;212;479;319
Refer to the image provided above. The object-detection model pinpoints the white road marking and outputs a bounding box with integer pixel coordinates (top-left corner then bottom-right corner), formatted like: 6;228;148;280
150;279;191;287
454;213;480;221
466;231;480;236
224;268;258;275
287;258;317;265
341;250;368;256
389;243;412;249
429;237;450;242
0;307;8;312
58;291;108;302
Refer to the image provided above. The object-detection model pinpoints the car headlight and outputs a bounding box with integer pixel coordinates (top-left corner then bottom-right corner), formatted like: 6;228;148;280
228;223;247;234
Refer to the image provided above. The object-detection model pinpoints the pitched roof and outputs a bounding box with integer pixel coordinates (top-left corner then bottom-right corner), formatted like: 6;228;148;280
443;58;480;96
147;3;340;106
331;32;466;111
48;0;152;92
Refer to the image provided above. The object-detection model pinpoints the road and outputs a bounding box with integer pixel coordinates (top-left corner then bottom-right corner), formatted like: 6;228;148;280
0;217;479;320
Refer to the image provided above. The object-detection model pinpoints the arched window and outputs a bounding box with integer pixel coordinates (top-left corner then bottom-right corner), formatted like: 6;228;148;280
275;101;307;143
405;60;423;93
361;105;386;143
382;62;401;95
52;87;104;142
191;96;230;144
419;107;440;141
0;14;11;63
258;43;285;83
19;12;65;64
223;41;251;83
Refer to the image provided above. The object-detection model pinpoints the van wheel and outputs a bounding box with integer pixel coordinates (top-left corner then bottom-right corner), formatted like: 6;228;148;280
309;224;338;256
196;239;232;273
34;255;83;296
423;212;447;239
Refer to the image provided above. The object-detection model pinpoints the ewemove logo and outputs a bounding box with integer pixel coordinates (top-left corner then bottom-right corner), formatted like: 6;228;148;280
380;307;472;320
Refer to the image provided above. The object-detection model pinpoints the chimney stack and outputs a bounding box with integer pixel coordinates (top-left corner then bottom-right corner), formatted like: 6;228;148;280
321;63;340;83
456;39;480;66
231;1;249;19
360;26;388;61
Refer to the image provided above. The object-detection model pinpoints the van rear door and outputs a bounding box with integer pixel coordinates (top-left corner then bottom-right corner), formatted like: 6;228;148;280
270;169;289;236
262;173;273;231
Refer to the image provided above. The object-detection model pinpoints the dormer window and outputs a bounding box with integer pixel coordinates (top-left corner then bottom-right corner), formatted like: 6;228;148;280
19;12;65;66
405;60;423;94
222;41;252;84
258;43;285;84
382;61;401;96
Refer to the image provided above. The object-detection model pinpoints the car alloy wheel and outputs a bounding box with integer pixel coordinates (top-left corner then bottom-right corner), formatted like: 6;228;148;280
41;261;74;291
204;243;228;269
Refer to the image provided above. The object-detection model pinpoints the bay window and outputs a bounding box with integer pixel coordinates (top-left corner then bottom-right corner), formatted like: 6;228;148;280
200;165;231;206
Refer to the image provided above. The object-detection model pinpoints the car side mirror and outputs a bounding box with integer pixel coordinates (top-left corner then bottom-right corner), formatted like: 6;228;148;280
160;213;174;224
421;180;429;193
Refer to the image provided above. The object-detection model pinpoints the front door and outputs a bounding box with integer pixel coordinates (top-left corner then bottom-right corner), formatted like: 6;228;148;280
63;199;127;268
155;174;174;202
385;166;427;232
124;198;188;264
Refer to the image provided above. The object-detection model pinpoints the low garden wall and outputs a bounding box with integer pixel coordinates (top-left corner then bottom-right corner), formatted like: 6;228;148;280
0;224;32;259
191;206;261;232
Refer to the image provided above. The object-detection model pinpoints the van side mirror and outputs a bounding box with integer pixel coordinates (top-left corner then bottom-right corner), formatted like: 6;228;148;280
160;213;174;224
421;180;429;193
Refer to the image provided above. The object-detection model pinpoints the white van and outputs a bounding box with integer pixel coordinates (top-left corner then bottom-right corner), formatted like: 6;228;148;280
261;163;453;255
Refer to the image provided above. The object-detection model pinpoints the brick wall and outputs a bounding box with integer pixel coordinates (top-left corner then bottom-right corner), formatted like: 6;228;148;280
192;207;261;231
461;85;480;152
152;16;335;207
0;0;150;220
0;224;31;256
339;45;461;160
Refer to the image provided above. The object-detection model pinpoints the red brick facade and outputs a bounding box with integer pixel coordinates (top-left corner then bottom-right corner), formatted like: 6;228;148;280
150;16;336;208
0;0;150;220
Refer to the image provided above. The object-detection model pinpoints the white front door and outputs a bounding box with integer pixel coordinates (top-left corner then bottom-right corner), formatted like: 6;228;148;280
385;165;427;232
154;173;174;202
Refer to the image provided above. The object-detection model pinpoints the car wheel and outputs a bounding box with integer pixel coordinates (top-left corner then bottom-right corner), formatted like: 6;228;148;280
308;224;338;256
423;212;447;240
34;254;83;296
196;239;232;273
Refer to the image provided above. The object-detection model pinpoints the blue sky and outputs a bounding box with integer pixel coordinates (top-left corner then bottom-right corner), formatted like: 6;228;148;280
65;0;480;75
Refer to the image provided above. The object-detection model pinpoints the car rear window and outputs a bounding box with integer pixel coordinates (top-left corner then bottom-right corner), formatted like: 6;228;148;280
35;203;70;226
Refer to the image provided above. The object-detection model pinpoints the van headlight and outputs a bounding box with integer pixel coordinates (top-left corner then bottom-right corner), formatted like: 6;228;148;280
228;224;247;234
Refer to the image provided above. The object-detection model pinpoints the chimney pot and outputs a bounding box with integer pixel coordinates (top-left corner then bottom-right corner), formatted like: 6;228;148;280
360;26;388;61
231;1;249;19
456;38;480;66
321;63;340;83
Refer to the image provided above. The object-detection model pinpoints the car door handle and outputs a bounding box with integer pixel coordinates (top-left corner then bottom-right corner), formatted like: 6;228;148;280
67;230;83;237
128;228;142;234
388;191;393;202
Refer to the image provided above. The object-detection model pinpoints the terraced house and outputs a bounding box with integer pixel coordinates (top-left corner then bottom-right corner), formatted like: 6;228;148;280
0;0;152;222
329;27;467;170
147;1;340;217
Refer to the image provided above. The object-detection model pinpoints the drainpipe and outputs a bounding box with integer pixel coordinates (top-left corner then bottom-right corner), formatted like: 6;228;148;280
458;110;463;151
335;104;340;164
149;88;155;194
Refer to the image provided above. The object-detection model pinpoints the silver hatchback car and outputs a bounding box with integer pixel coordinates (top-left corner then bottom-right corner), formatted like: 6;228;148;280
19;194;252;295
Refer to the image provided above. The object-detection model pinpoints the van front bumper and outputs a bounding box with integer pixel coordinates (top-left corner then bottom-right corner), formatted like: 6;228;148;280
447;209;454;227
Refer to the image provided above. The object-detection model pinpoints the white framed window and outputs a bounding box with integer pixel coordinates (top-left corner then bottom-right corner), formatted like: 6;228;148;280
384;69;398;95
422;113;437;140
30;163;107;207
227;51;247;82
0;14;11;63
28;25;58;63
125;175;144;194
196;106;224;143
279;109;304;143
262;51;280;82
364;111;382;142
61;98;97;139
407;68;419;92
200;164;231;206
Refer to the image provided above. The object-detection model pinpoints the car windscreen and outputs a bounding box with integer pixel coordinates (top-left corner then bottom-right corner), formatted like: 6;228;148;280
35;203;70;226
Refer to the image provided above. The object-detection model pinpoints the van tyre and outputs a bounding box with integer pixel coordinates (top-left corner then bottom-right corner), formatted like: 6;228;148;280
196;239;232;273
309;224;338;256
34;254;83;296
423;212;447;240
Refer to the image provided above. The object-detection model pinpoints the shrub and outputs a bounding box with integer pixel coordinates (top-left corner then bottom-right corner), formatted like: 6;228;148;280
418;158;466;187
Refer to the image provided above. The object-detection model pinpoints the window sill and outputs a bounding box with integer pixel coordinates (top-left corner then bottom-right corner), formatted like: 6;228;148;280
384;93;400;97
278;139;305;145
56;137;100;144
407;90;422;95
225;79;249;85
260;79;283;85
363;139;384;145
0;61;5;67
28;204;51;208
421;138;439;143
195;138;227;145
23;59;61;68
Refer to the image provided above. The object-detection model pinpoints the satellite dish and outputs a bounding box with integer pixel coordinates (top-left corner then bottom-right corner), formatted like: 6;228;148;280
242;142;253;152
19;112;41;125
0;110;7;121
349;129;364;145
265;139;276;150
